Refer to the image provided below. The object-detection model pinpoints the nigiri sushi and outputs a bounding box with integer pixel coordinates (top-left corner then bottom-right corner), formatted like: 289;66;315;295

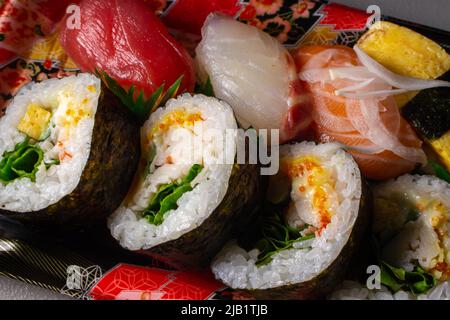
294;45;427;180
59;0;195;107
196;14;313;143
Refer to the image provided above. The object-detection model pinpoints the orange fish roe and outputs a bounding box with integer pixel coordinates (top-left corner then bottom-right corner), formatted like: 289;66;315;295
282;156;334;231
150;109;203;139
434;262;450;280
63;105;92;127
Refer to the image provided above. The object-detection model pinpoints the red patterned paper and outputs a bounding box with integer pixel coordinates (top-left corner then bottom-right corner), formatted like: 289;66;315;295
319;3;370;30
89;264;226;300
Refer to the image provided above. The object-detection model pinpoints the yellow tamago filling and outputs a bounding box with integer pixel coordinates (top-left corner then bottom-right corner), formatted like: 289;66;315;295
282;156;336;231
358;21;450;107
17;104;51;140
430;132;450;172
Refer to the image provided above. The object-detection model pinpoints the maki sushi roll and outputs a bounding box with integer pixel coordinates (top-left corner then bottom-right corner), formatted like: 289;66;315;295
212;142;370;299
372;174;450;296
108;94;260;269
0;74;140;227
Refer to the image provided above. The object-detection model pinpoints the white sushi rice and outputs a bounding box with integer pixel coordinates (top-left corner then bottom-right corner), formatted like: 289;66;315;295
108;94;237;251
331;174;450;300
373;175;450;275
0;74;100;212
212;142;362;290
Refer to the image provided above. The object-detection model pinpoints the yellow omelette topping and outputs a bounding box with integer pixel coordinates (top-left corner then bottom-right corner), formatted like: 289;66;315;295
17;103;52;140
282;156;335;230
150;109;203;139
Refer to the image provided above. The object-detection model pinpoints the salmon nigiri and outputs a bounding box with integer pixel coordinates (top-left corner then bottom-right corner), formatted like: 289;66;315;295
293;45;426;180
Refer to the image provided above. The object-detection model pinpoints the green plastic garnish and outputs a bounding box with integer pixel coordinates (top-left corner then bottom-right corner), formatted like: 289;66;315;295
430;160;450;183
380;261;436;294
255;211;314;267
0;138;44;184
143;164;203;225
96;70;183;121
195;77;214;97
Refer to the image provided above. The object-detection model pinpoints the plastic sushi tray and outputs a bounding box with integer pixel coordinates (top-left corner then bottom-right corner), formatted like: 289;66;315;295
0;0;449;300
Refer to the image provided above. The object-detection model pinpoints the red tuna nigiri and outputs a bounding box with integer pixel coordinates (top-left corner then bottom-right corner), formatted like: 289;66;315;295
59;0;195;99
294;45;426;180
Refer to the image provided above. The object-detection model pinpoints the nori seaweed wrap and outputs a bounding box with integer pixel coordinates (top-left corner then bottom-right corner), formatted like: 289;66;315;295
212;142;370;299
0;74;140;228
108;94;261;269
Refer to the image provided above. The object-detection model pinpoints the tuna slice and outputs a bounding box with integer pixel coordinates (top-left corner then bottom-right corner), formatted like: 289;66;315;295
59;0;196;98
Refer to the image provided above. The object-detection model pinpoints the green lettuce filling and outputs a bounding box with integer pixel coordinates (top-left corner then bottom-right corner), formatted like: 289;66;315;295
255;211;315;267
373;236;436;295
380;261;436;294
0;138;44;184
144;164;203;226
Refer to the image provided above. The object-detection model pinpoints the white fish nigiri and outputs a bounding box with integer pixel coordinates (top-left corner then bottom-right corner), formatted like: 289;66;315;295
196;14;312;142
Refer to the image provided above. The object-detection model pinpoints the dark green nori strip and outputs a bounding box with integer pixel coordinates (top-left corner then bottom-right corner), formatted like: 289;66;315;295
0;85;141;229
402;72;450;140
140;163;262;270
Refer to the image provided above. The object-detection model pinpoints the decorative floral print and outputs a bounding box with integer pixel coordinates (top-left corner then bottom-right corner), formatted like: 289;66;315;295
263;16;292;42
291;0;316;19
250;0;284;16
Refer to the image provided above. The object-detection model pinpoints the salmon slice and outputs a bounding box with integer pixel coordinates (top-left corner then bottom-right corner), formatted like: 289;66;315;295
293;45;426;180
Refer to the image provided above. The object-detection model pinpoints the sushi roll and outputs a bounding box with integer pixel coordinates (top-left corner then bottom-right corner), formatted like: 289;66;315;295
108;94;260;269
212;142;370;299
0;74;140;227
372;174;450;294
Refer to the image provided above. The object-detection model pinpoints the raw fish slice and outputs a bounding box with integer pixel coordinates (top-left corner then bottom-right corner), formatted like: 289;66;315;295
196;14;311;142
294;45;426;180
59;0;195;99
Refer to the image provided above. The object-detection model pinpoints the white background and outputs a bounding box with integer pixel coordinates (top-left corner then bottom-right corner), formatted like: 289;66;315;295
0;0;449;300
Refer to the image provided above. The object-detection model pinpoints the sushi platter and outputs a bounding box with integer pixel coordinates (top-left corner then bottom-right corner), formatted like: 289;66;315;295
0;0;449;301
